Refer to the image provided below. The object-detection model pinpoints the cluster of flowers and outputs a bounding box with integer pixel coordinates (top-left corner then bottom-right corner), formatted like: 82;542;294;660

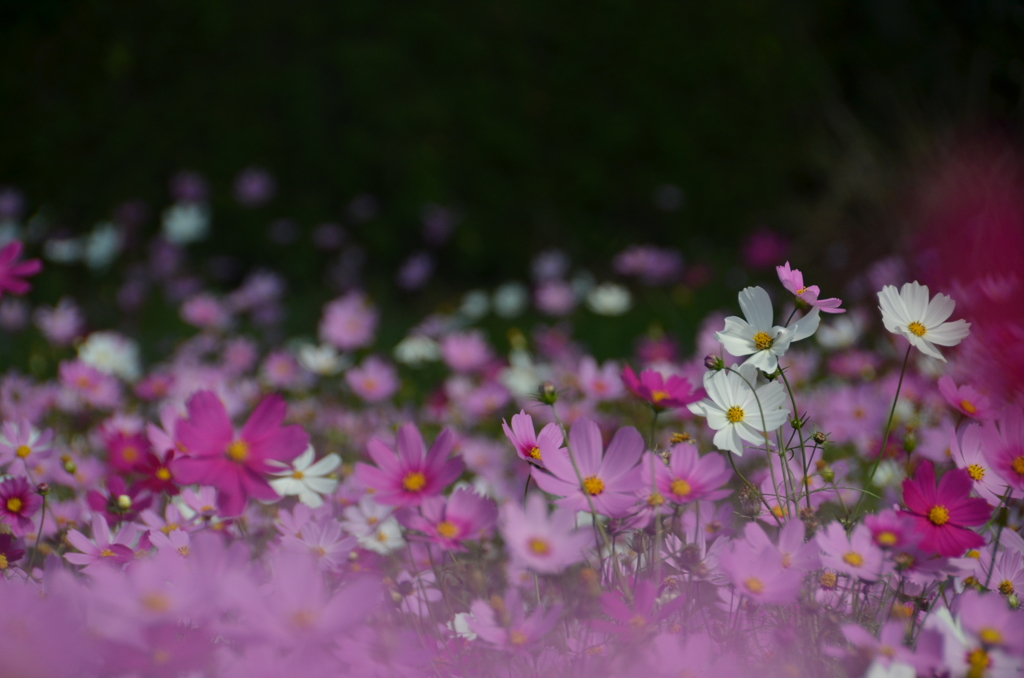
1;225;1023;678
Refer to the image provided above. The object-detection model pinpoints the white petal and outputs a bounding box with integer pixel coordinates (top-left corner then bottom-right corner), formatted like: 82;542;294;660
713;426;743;455
305;453;342;477
902;281;930;321
925;320;970;347
738;287;774;331
743;350;777;374
922;293;955;327
788;308;820;342
298;489;325;508
293;445;316;471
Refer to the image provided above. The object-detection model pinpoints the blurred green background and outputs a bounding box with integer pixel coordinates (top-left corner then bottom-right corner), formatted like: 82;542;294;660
1;0;1022;359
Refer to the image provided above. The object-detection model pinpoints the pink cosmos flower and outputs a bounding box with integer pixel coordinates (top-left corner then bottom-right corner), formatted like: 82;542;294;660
980;406;1024;496
958;590;1024;654
530;418;644;518
171;390;309;517
0;533;25;570
901;461;991;557
864;508;920;550
653;442;732;505
319;291;378;350
937;376;993;420
59;360;122;409
621;366;702;410
718;540;803;605
952;424;1006;506
742;519;820;573
65;514;136;569
469;589;562;652
33;296;84;345
345;356;399;402
0;420;53;474
102;427;152;473
354;424;463;507
404;487;497;551
281;518;356;571
591;579;685;639
0;240;41;298
534;279;577;316
817;522;886;582
500;493;594;574
439;330;493;373
578;356;625;401
0;476;41;537
501;410;563;467
775;261;845;313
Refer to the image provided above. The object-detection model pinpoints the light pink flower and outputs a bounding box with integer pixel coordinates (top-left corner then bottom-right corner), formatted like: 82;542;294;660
319;291;378;350
354;424;463;507
500;493;593;574
501;410;563;467
776;261;845;313
345;356;399;402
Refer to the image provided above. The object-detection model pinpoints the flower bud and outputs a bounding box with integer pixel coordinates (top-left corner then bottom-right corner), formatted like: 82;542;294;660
704;354;724;371
537;381;558;405
902;433;917;454
812;431;827;445
819;466;835;483
35;483;49;497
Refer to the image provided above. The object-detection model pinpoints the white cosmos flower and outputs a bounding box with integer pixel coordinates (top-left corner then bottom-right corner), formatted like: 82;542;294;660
393;335;440;366
162;202;210;244
715;286;820;374
687;364;790;456
297;343;348;375
586;283;632;316
78;331;142;382
358;516;405;555
268;445;340;508
877;281;970;362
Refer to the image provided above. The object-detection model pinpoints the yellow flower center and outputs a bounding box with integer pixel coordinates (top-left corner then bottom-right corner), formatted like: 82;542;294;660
651;390;670;403
628;614;647;629
140;592;171;613
960;399;977;414
967;647;990;678
402;471;427;492
226;440;249;462
752;331;773;351
508;630;528;646
582;475;605;495
927;505;950;526
527;445;541;460
670;479;692;497
1012;456;1024;477
907;321;927;337
15;445;31;459
842;552;864;567
529;538;551;555
100;548;115;558
0;554;7;569
781;553;792;568
121;446;139;463
999;580;1015;596
436;521;459;538
647;492;665;507
876;531;898;546
744;577;764;594
6;497;22;513
669;432;691;443
291;470;305;480
726;406;745;424
152;650;171;664
967;464;985;481
796;287;807;295
155;467;171;481
819;572;837;589
979;628;1003;646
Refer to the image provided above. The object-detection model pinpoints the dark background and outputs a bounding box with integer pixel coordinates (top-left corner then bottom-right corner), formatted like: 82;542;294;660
1;0;1023;357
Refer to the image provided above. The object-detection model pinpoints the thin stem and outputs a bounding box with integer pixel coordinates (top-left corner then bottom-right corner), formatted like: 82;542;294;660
779;369;812;510
851;345;912;522
984;488;1013;589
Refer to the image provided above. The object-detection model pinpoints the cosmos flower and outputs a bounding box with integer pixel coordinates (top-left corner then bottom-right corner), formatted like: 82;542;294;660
817;522;886;582
718;540;803;605
776;261;845;313
621;365;702;410
530;418;644;517
319;291;378;351
171;391;309;517
687;364;790;456
64;513;136;569
577;356;624;401
0;476;41;537
937;376;993;420
878;281;970;362
267;445;340;508
715;286;821;374
501;410;563;467
404;487;497;551
653;442;732;505
979;407;1024;497
0;240;41;298
0;420;53;474
469;589;562;652
345;356;399;402
354;424;463;507
901;461;991;557
500;493;593;574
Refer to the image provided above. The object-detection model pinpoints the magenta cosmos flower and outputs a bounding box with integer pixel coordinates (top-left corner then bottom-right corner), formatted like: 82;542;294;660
404;487;497;551
530;417;644;518
354;423;464;507
0;240;41;298
0;476;42;537
171;390;309;517
653;442;732;505
775;261;845;313
901;461;991;557
501;410;563;467
621;366;702;410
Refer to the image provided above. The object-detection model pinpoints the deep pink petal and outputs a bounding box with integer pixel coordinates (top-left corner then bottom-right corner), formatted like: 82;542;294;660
239;394;287;443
